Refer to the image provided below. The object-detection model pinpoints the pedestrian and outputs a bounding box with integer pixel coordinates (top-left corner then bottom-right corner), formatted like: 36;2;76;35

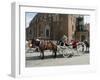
84;40;89;52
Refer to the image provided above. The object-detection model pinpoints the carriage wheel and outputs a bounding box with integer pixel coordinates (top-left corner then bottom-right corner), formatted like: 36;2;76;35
77;42;85;52
40;52;44;59
77;44;83;52
63;49;73;58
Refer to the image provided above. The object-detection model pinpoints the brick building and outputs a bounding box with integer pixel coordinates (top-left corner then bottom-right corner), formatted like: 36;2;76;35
26;13;76;42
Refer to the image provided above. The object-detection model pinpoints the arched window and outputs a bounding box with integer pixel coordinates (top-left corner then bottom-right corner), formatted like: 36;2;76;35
46;29;49;37
45;25;50;38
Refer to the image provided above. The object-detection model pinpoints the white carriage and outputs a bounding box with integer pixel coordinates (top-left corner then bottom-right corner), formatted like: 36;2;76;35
57;42;86;58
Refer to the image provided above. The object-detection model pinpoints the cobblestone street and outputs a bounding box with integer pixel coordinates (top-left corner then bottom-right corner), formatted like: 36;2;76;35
25;51;89;67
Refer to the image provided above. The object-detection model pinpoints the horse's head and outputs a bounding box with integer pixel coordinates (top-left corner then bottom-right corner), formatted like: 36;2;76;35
28;39;33;48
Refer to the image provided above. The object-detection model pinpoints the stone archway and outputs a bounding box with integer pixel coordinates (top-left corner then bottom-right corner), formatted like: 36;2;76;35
81;35;86;41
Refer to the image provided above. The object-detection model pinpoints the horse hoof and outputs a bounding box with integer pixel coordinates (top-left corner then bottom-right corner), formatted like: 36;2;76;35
53;55;57;58
41;58;44;60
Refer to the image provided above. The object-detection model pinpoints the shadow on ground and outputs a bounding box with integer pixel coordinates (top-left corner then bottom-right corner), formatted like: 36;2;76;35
26;54;64;60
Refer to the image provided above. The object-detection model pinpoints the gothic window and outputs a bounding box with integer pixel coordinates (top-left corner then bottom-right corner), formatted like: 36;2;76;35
46;29;49;37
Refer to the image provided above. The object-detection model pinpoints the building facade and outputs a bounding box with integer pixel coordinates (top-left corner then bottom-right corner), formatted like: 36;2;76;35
26;13;76;42
75;16;90;42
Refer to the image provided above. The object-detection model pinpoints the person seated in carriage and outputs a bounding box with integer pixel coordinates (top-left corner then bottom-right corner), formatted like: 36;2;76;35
70;39;79;49
57;35;69;46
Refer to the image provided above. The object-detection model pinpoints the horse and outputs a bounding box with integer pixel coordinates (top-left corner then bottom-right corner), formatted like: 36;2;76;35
39;40;57;59
27;39;57;59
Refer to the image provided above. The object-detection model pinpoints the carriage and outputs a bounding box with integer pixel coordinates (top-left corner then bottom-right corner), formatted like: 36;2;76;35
26;37;87;59
57;42;85;58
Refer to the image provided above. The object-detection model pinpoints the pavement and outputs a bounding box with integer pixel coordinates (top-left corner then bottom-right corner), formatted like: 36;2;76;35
25;50;89;67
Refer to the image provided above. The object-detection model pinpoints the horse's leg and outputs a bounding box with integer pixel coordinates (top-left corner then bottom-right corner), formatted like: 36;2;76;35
54;51;57;58
53;50;57;58
40;50;44;59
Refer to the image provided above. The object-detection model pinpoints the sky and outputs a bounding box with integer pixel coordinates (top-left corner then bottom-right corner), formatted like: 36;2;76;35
25;12;90;28
25;12;37;28
84;16;90;24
